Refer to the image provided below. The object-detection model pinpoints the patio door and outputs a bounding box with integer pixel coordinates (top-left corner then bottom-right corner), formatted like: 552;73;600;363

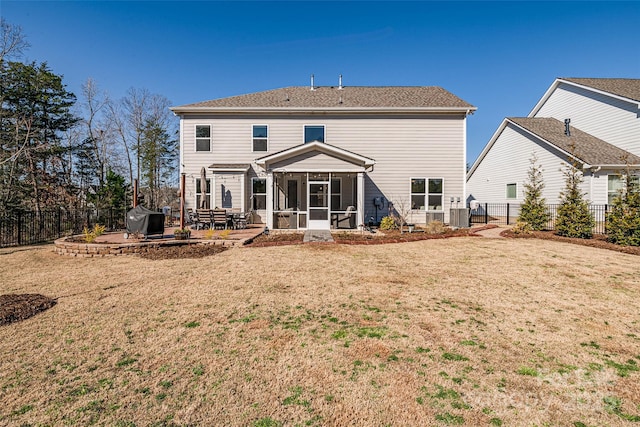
308;181;330;229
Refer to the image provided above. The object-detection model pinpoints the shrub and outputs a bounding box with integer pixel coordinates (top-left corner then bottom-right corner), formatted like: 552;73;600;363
425;220;445;234
518;154;549;231
511;220;533;235
379;216;397;230
555;161;594;239
607;170;640;246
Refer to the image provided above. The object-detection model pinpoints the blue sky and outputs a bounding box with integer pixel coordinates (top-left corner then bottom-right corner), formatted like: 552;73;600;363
3;1;639;164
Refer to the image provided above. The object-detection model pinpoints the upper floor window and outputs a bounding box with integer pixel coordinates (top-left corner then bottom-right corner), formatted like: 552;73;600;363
253;125;268;152
304;125;325;143
506;183;517;199
195;125;211;151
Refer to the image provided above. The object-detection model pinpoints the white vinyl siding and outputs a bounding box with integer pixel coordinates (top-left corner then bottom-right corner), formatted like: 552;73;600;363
180;115;466;223
467;122;589;205
534;83;640;156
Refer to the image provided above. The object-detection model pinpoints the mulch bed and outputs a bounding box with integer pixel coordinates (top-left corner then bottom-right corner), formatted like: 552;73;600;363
0;294;57;326
138;244;229;260
502;230;640;256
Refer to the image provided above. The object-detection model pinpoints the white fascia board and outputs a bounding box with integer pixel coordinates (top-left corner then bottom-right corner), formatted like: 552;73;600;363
528;79;561;117
170;106;476;115
466;118;510;180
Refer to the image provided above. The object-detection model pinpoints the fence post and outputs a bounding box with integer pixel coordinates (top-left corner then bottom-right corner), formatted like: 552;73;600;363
484;203;488;224
506;203;510;225
17;211;23;246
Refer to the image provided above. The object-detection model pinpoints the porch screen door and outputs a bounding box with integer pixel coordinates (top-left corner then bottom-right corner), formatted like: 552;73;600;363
308;182;330;229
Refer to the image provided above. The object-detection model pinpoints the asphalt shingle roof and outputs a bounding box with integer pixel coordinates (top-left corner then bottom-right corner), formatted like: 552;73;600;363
508;117;640;166
173;86;475;110
561;78;640;103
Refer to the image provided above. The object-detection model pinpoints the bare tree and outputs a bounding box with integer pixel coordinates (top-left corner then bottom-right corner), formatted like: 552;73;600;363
0;18;30;61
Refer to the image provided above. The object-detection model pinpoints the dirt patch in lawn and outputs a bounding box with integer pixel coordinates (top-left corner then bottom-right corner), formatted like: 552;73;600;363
137;244;229;260
502;230;640;255
0;294;57;326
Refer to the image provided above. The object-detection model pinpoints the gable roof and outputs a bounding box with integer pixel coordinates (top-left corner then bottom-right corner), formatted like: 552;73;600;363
171;86;476;114
255;141;375;171
561;78;640;103
467;117;640;179
508;117;640;167
530;77;640;116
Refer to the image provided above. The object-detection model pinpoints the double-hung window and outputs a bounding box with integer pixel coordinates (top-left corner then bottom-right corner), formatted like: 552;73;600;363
411;178;426;210
195;125;211;151
428;179;443;211
304;125;325;143
252;178;267;210
252;125;268;152
410;178;444;211
506;183;517;199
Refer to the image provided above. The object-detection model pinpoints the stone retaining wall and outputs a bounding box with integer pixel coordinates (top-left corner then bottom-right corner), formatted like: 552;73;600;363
54;237;242;257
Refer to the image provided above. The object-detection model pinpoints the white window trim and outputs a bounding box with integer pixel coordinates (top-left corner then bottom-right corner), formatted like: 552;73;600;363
409;177;426;211
303;124;326;144
608;174;640;204
252;124;269;153
506;182;518;199
252;177;267;211
195;124;212;152
427;178;445;212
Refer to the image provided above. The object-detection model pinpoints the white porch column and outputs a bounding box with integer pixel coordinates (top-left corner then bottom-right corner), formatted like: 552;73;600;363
266;172;274;229
357;172;365;228
211;173;216;209
240;173;246;213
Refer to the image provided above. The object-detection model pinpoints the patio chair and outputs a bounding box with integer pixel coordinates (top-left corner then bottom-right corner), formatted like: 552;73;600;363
212;209;228;230
195;209;213;230
335;206;356;229
233;211;251;229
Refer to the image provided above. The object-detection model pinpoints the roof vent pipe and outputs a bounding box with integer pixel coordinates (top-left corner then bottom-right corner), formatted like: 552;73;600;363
310;74;315;91
564;118;571;136
338;74;343;90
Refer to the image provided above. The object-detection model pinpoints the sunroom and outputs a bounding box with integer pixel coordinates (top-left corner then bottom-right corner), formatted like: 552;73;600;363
254;142;375;231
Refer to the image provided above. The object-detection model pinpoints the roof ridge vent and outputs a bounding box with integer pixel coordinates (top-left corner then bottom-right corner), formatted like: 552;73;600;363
564;118;571;136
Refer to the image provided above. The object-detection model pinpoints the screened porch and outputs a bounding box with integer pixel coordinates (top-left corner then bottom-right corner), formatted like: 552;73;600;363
272;172;358;230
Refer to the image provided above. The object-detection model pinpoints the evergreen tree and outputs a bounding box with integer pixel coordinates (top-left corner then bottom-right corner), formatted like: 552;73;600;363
606;168;640;246
518;154;550;231
555;160;594;238
0;60;78;213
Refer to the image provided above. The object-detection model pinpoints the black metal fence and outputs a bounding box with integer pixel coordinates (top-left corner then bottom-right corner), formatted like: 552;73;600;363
0;208;127;248
469;203;609;234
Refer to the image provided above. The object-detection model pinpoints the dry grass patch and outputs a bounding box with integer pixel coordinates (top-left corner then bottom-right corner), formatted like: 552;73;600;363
1;238;639;426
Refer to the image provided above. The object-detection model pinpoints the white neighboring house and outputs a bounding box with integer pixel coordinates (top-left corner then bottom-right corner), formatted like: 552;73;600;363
467;78;640;206
171;82;476;230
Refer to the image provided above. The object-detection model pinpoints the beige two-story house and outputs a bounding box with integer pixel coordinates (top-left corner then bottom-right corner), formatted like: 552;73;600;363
171;83;476;230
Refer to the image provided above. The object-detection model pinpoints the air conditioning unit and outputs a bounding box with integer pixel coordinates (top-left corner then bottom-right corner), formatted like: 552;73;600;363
449;208;470;228
426;212;445;224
